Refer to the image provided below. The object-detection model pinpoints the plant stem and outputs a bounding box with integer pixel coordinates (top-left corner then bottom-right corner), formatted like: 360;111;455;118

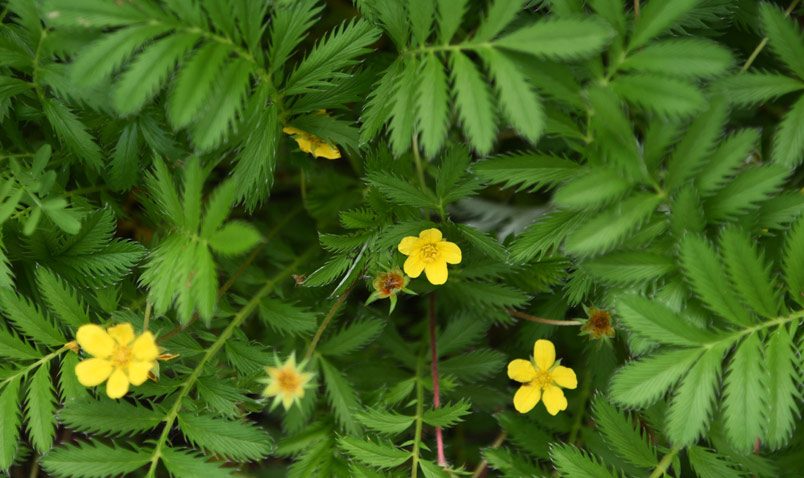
470;431;507;478
428;294;447;467
145;250;313;477
304;281;357;361
0;344;70;389
634;0;640;17
143;302;152;331
649;446;681;478
412;134;426;191
507;309;583;326
741;0;802;72
411;358;425;478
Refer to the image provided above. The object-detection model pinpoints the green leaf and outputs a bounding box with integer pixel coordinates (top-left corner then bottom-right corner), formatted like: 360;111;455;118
113;32;198;116
679;234;752;326
207;221;262;256
612;74;705;117
771;93;804;167
564;193;661;257
416;53;449;158
36;267;89;329
440;348;506;382
355;408;414;435
318;318;384;357
408;0;434;45
161;447;236;478
553;168;632;210
705;165;789;221
621;39;733;79
388;58;417;155
190;59;253;152
26;364;56;453
178;414;273;462
366;171;439;209
59;399;162;436
168;42;231;129
784;215;804;305
496;17;612;59
481;49;544;143
0;289;66;347
765;326;797;449
40;441;149;478
510;211;587;262
688;446;744;478
616;295;716;346
473;0;526;42
666;342;727;445
760;3;804;80
0;377;21;471
420;460;450;478
338;436;410;469
591;397;657;468
474;153;579;192
696;129;760;196
455;223;507;262
259;299;318;336
422;400;471;428
550;444;618;478
715;72;804;106
609;348;703;408
319;356;361;435
723;333;766;453
0;326;39;360
450;51;496;154
42;98;102;170
665;98;728;191
583;251;675;285
629;0;698;49
720;227;781;318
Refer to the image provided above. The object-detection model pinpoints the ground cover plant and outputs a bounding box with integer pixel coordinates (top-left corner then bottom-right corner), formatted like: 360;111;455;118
0;0;803;476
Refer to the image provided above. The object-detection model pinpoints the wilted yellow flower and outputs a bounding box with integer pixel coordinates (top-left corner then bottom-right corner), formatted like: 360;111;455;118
507;339;577;415
74;323;158;399
366;268;414;313
282;126;341;159
397;228;461;285
261;355;314;410
581;307;615;340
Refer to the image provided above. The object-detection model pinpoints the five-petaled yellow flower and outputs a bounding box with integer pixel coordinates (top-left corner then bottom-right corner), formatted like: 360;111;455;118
507;339;577;415
74;323;158;399
282;126;341;160
261;355;314;411
397;228;461;285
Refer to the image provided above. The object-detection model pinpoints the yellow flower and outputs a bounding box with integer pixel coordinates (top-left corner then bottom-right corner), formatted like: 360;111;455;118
282;126;341;160
397;228;462;285
260;355;314;410
74;323;158;399
507;339;577;415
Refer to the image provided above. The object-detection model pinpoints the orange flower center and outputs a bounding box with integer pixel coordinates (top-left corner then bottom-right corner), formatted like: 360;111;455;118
277;369;300;392
419;243;439;262
112;345;132;367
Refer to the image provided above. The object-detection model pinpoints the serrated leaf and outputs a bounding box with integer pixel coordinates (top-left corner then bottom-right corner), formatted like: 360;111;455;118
496;17;612;59
771;93;804;167
714;72;804;106
355;408;414;435
609;348;703;408
59;399;162;436
319;357;361;435
621;38;733;78
765;326;797;449
318;318;384;357
338;436;410;469
616;295;716;346
481;48;543;143
705;164;789;221
26;364;56;453
550;444;618;478
591;397;657;468
161;447;236;478
0;377;21;470
422;401;471;428
416;53;449;158
450;51;496;154
366;171;439;209
36;267;89;329
178;414;273;462
720;227;781;318
208;221;262;256
760;3;804;79
630;0;698;49
40;441;149;478
612;74;705;117
723;333;766;453
474;153;579;192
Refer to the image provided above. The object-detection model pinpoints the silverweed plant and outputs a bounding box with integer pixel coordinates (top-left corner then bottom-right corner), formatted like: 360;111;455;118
0;0;803;477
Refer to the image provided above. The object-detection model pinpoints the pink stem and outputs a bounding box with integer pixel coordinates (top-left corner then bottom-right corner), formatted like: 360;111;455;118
429;294;447;467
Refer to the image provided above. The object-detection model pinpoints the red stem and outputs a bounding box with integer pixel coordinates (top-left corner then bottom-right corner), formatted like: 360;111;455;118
429;294;447;467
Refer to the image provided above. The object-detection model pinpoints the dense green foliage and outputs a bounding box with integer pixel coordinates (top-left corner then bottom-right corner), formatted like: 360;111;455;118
1;0;803;477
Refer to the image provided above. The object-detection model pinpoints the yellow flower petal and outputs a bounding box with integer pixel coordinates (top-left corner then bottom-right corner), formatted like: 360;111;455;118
550;365;577;389
438;241;462;264
513;384;541;413
263;381;281;397
507;359;536;383
107;323;135;346
294;135;314;154
281;394;294;410
533;339;555;371
542;384;568;415
282;126;304;136
127;360;154;386
131;332;159;361
76;324;115;359
313;142;341;159
424;261;448;285
419;228;442;243
403;255;425;278
106;368;130;399
75;358;113;386
398;236;419;255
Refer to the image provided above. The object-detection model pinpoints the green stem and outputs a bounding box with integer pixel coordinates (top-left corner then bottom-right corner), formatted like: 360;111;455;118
304;281;356;361
145;250;314;477
741;0;802;72
0;344;70;389
649;446;681;478
706;309;804;349
411;359;425;478
412;134;426;191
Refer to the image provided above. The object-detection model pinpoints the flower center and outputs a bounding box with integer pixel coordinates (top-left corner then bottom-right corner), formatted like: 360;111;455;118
111;345;132;367
382;274;404;293
277;370;300;392
532;370;553;389
419;243;439;263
